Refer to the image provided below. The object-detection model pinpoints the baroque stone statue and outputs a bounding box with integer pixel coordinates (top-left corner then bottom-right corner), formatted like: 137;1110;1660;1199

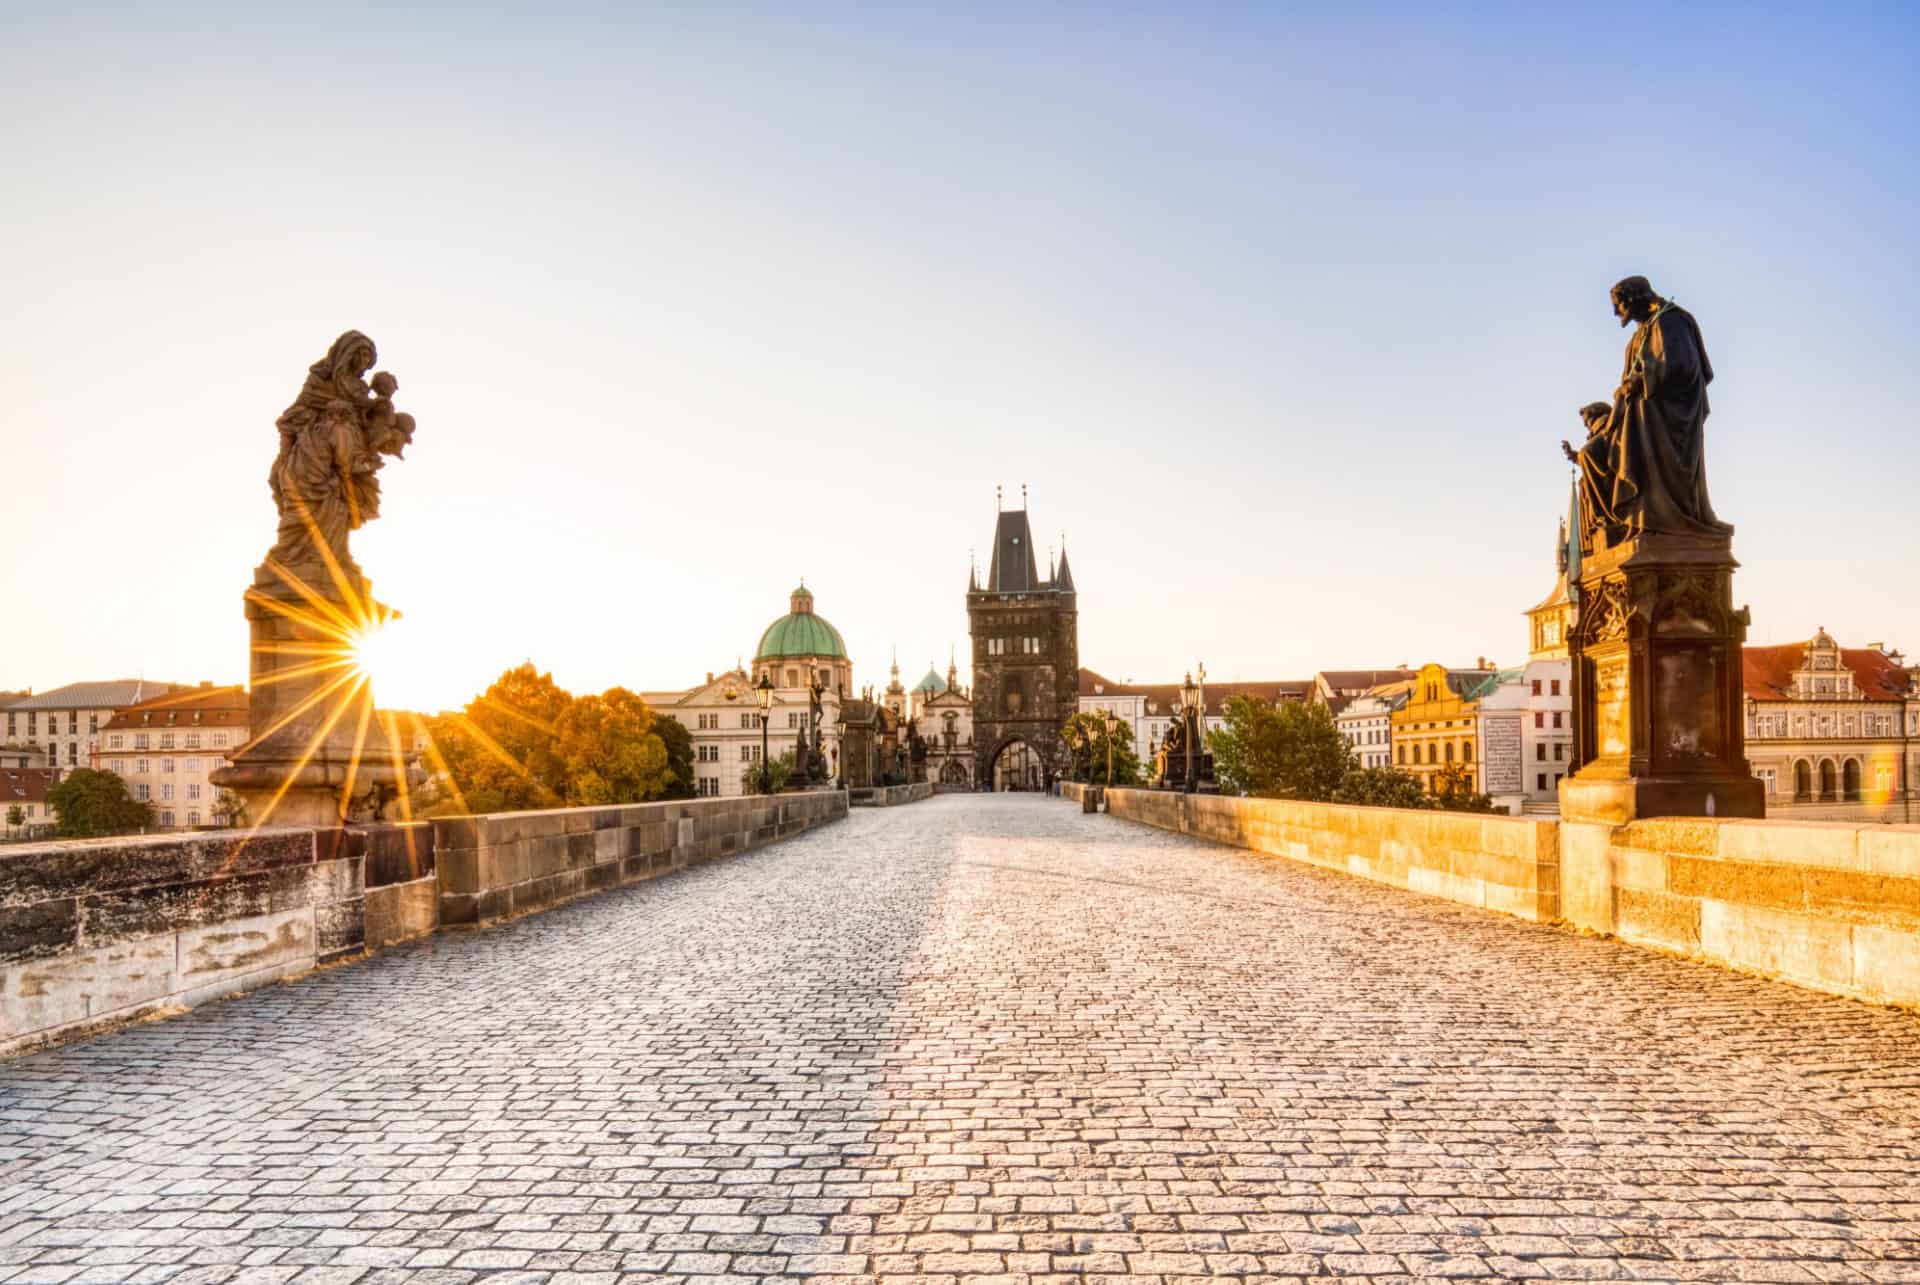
267;330;416;575
1561;277;1729;545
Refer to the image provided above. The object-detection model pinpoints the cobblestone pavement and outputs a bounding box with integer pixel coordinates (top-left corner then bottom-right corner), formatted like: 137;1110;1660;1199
3;795;1920;1284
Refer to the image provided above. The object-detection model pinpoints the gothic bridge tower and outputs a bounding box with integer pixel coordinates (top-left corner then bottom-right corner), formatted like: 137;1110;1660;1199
968;490;1079;790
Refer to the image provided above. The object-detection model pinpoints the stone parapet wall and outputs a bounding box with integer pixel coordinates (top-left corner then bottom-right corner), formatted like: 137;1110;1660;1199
431;790;848;926
848;784;933;808
1098;789;1920;1007
1;826;372;1056
1561;817;1920;1007
1103;788;1558;921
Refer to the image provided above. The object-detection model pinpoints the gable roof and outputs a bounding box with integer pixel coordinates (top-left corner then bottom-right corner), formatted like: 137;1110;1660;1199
1079;668;1312;718
1744;641;1913;701
5;680;189;711
2;767;55;804
102;685;249;732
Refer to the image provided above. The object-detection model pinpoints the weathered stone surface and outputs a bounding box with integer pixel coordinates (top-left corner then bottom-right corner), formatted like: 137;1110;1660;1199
174;908;314;1007
0;897;79;965
362;876;437;949
1;936;174;1041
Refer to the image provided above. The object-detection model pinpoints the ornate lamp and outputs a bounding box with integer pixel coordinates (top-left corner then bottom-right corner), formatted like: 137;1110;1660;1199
1180;672;1201;794
756;674;775;793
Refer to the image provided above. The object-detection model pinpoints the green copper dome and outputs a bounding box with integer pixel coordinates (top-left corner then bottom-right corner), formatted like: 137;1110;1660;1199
755;584;848;660
912;666;948;695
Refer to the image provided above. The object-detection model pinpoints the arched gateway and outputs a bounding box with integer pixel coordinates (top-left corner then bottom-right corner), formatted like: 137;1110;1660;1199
968;489;1079;792
989;738;1046;791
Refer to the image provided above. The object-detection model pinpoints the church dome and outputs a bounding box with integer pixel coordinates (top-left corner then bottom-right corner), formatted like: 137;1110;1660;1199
912;666;948;695
755;584;848;660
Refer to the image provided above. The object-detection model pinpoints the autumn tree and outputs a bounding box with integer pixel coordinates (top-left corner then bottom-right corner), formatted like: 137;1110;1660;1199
47;768;153;837
1332;765;1432;810
1429;762;1502;813
555;686;669;806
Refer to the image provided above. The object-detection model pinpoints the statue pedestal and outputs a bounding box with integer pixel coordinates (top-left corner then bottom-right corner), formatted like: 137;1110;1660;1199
1558;531;1764;825
211;562;419;828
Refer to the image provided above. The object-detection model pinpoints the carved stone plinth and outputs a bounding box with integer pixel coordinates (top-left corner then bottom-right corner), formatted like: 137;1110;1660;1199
1559;531;1765;825
211;562;419;828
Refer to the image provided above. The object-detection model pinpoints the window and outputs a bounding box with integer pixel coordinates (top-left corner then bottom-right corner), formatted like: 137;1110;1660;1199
1461;742;1471;762
1553;744;1564;761
161;811;175;827
211;733;227;747
1550;680;1561;697
1531;680;1542;696
134;783;150;801
159;733;175;750
89;714;98;733
26;713;36;736
1444;742;1454;763
1552;712;1563;729
108;734;124;749
160;784;175;802
134;733;149;750
187;811;200;826
68;712;78;734
740;745;753;761
1534;712;1544;729
1537;773;1547;791
187;783;201;801
136;759;149;774
1536;743;1546;761
185;733;200;749
161;758;175;775
740;712;756;728
67;744;77;764
1397;746;1405;765
788;712;800;729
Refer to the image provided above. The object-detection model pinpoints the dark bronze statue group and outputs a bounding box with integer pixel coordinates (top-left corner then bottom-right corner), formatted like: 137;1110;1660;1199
1561;275;1729;549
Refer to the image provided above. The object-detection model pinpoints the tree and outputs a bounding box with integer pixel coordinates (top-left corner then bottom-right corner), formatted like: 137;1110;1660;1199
1333;766;1432;810
555;686;669;806
425;664;680;814
47;769;152;837
1061;712;1142;786
212;789;248;828
1430;763;1502;814
1208;696;1353;801
4;803;23;835
653;714;695;799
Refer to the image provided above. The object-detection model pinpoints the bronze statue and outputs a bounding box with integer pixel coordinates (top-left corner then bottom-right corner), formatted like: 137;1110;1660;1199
1563;277;1728;544
1562;400;1620;540
267;330;416;574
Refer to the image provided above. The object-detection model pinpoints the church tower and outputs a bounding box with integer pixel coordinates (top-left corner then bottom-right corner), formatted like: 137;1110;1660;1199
968;488;1079;789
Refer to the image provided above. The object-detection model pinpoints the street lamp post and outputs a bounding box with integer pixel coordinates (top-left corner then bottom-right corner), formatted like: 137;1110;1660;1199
756;674;774;793
1102;709;1116;787
1175;672;1190;791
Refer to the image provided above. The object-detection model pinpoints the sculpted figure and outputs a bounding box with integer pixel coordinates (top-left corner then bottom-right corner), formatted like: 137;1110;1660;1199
266;331;415;573
1562;400;1621;540
1590;276;1730;540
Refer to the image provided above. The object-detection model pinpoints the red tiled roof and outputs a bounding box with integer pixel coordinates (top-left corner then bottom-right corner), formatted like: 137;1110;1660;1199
102;685;249;732
2;767;55;804
1080;669;1311;717
1743;641;1913;701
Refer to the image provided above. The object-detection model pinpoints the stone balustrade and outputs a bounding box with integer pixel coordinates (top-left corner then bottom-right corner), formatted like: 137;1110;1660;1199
1096;788;1920;1007
849;783;934;807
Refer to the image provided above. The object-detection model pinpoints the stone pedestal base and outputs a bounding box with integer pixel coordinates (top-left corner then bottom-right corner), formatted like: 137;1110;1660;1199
1563;529;1765;826
210;560;419;828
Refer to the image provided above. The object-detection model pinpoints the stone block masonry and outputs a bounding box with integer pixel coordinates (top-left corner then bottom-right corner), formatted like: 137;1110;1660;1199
431;789;847;926
1101;787;1920;1008
0;826;371;1056
3;793;846;1056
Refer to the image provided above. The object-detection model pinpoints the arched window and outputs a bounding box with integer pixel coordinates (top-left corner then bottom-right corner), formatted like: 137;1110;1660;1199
1462;742;1472;763
1819;759;1838;801
1842;758;1862;802
1397;745;1405;765
1444;742;1454;763
1794;760;1813;802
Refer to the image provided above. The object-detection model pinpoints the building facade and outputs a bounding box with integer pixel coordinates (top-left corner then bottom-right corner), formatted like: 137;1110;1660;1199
1744;630;1916;822
1392;663;1498;794
2;679;187;777
911;658;975;789
1337;682;1411;770
95;684;248;829
647;584;850;798
969;501;1079;790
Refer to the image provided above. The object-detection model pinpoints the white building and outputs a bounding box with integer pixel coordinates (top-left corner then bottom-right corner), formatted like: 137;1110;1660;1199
2;679;188;777
909;656;975;788
95;684;248;829
1337;682;1410;770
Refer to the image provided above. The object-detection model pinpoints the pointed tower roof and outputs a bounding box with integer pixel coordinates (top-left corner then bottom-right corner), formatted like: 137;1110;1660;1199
986;509;1040;592
1055;540;1076;591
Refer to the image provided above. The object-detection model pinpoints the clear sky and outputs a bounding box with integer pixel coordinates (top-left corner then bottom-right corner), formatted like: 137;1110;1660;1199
3;4;1916;712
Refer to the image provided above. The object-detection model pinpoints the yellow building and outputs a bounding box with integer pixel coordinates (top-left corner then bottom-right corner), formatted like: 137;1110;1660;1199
1392;662;1497;793
1526;521;1574;662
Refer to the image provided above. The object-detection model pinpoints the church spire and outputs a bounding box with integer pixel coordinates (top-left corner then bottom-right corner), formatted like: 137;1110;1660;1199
1055;537;1076;591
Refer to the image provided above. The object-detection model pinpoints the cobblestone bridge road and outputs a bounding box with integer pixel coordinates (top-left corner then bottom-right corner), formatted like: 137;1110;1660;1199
5;796;1920;1284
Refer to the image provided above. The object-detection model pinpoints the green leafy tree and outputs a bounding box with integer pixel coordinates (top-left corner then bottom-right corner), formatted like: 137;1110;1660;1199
653;714;695;799
1061;712;1142;786
1208;696;1354;801
1430;763;1502;813
5;803;23;834
212;789;248;828
1333;766;1433;810
47;768;153;837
